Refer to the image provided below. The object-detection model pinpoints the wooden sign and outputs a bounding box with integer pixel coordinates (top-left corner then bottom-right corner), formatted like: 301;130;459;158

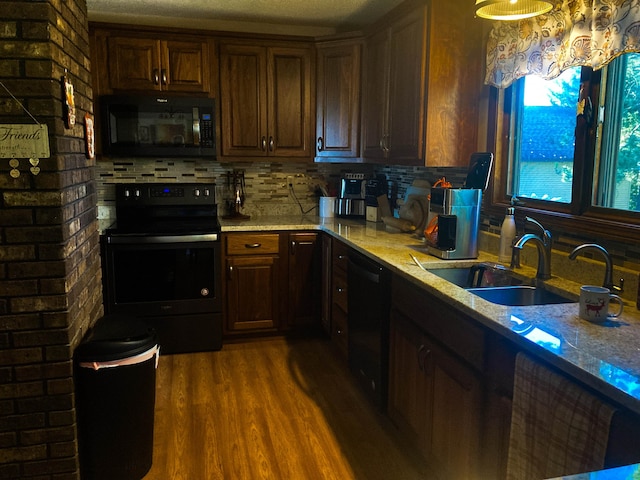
0;124;50;159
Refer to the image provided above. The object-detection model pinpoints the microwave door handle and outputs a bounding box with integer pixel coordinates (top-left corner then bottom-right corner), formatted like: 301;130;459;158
192;107;201;146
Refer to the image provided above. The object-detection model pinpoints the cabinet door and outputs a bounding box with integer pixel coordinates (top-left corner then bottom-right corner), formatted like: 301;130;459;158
226;255;279;332
361;29;389;161
423;1;482;167
268;46;313;157
320;233;332;335
287;233;320;328
219;44;268;156
316;41;361;159
163;40;211;93
427;341;483;480
387;5;427;163
388;308;430;453
108;37;163;91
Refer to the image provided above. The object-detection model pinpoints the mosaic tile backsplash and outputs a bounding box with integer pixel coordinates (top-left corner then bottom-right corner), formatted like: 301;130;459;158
95;157;468;219
95;157;640;274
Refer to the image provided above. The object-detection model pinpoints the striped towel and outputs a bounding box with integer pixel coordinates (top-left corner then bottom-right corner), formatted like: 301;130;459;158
506;353;616;480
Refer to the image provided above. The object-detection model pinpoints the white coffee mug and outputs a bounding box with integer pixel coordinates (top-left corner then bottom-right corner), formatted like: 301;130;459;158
579;285;624;322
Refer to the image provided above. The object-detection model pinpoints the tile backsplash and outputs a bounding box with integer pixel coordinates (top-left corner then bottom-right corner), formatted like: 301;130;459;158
95;157;640;284
95;157;468;219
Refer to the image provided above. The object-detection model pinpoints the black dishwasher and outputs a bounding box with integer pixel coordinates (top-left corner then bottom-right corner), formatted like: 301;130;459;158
347;250;391;410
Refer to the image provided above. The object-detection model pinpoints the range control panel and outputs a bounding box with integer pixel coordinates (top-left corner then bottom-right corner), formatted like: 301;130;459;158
116;183;216;206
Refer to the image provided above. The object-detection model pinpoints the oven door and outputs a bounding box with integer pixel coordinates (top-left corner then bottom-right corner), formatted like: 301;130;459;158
103;234;222;317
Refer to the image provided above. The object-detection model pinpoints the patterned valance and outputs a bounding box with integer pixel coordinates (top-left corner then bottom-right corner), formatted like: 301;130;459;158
485;0;640;88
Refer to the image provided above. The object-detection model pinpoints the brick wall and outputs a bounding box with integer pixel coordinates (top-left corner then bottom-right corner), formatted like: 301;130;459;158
0;1;102;479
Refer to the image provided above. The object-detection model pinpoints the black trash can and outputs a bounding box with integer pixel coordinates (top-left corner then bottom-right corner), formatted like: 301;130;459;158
74;314;159;480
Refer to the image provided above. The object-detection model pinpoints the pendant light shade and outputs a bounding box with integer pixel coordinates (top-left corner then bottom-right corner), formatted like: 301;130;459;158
475;0;554;20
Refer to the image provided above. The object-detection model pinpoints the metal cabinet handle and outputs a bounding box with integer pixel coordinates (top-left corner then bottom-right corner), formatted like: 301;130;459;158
336;287;344;293
245;243;261;249
153;69;160;85
261;136;267;151
268;136;274;152
228;264;233;280
317;137;324;151
161;69;167;85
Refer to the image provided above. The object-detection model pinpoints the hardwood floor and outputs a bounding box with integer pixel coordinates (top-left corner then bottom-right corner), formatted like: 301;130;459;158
144;336;435;479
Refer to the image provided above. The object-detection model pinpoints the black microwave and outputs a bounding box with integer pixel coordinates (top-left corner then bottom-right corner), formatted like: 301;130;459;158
100;95;216;157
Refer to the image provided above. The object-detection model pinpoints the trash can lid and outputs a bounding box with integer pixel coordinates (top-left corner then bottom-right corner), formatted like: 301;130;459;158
75;314;158;362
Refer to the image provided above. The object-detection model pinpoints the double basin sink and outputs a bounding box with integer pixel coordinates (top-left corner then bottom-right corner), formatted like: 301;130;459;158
426;263;576;306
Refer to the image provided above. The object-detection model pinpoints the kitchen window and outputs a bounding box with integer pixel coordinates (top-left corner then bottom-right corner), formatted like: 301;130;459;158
492;52;640;242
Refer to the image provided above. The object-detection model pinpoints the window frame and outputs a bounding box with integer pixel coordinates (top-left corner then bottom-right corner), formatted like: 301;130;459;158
485;65;640;244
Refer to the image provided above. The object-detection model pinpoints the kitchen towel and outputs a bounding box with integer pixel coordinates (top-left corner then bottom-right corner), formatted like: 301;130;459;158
506;353;615;480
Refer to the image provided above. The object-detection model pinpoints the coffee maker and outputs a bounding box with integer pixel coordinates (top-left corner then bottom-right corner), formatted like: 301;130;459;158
427;188;482;259
336;174;366;218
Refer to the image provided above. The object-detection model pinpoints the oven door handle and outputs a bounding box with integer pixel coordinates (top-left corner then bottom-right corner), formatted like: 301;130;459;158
107;233;219;244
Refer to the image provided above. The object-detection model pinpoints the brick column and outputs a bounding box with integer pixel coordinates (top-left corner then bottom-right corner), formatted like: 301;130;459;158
0;1;103;479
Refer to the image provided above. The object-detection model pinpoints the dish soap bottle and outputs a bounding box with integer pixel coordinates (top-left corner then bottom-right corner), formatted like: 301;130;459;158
498;207;516;263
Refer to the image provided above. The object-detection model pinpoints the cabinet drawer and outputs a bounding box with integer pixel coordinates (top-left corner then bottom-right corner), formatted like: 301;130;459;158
333;272;348;313
331;304;348;357
332;240;350;273
226;234;280;255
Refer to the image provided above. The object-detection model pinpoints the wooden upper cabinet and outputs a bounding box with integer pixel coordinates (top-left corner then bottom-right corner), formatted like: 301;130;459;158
361;1;482;167
106;36;211;93
362;6;426;164
219;41;313;158
423;1;483;167
387;7;428;163
219;44;267;157
361;29;390;162
315;39;362;160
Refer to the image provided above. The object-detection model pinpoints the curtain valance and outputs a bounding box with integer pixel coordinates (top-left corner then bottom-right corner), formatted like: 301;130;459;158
485;0;640;88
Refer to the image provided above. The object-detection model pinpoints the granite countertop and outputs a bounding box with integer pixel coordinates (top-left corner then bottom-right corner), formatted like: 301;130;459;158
220;215;640;417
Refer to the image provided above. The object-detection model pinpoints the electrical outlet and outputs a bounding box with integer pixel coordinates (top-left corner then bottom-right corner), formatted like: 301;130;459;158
287;176;294;187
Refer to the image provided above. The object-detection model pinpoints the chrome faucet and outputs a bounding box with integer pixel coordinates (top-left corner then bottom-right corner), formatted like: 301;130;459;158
513;217;552;280
568;243;624;293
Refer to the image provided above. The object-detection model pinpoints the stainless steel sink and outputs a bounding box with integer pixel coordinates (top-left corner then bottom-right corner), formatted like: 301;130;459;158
427;263;523;288
466;285;575;306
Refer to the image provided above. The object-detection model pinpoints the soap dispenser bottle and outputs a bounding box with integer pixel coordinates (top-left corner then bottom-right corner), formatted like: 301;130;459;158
498;207;516;263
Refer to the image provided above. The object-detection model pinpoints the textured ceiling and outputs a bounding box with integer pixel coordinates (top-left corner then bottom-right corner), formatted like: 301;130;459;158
86;0;406;36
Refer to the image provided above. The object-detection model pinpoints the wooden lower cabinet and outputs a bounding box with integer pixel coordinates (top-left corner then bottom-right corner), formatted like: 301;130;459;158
224;233;281;333
286;232;320;329
388;276;484;480
330;238;350;358
223;231;320;335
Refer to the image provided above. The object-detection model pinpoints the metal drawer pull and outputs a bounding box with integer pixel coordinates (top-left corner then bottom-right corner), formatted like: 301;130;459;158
153;69;160;85
245;243;262;248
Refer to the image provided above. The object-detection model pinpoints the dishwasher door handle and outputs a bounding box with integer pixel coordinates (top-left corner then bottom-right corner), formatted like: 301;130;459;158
348;258;382;284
